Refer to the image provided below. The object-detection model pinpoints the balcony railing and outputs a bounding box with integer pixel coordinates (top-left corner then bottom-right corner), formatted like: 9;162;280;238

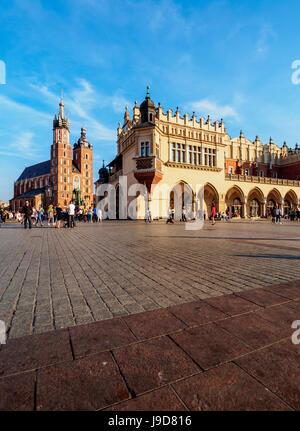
225;173;300;187
109;169;123;182
134;156;163;173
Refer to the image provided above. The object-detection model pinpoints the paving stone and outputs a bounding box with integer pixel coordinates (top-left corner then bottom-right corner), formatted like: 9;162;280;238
104;386;187;411
172;362;291;411
0;371;35;411
69;318;137;358
113;336;200;395
235;288;289;307
204;294;261;316
216;313;288;349
122;308;187;340
236;339;300;409
167;300;227;327
36;352;130;411
264;283;300;300
254;303;300;330
0;329;72;377
170;324;250;370
2;222;300;340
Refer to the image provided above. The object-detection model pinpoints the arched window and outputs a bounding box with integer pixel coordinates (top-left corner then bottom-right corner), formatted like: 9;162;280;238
250;199;260;217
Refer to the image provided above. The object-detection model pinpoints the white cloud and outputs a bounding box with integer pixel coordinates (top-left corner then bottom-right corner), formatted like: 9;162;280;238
255;24;276;56
32;79;116;141
0;94;51;123
185;98;239;121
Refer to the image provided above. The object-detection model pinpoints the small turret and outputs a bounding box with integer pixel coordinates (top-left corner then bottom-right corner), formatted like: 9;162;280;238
133;100;140;122
140;85;156;124
123;106;130;126
74;126;92;149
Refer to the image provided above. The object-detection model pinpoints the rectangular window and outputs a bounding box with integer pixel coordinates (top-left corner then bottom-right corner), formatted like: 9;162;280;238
145;141;150;156
171;149;176;162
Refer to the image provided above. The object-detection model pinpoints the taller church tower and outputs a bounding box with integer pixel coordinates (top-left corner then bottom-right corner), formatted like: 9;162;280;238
50;95;72;206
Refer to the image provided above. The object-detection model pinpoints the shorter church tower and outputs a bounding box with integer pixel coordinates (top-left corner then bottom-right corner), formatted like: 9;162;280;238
73;126;93;206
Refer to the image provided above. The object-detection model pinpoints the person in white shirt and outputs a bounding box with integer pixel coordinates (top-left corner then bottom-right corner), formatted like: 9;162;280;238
68;201;76;228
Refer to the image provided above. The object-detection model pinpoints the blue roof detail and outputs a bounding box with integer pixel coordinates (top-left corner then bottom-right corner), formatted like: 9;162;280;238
14;187;46;200
17;160;51;181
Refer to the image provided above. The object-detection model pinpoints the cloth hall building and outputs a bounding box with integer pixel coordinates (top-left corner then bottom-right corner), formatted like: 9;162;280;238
10;97;93;211
99;87;300;219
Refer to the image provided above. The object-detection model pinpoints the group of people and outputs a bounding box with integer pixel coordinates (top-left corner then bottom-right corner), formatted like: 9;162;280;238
17;201;103;229
165;202;217;225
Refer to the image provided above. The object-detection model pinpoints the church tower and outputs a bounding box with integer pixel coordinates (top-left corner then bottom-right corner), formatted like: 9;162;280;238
73;126;93;206
50;94;72;206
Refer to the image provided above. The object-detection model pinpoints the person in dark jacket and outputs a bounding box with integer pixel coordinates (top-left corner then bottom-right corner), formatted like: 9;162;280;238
55;204;63;229
21;201;33;229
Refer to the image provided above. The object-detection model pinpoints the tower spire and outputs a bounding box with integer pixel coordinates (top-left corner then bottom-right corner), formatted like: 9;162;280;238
53;92;70;130
59;89;65;119
146;85;150;100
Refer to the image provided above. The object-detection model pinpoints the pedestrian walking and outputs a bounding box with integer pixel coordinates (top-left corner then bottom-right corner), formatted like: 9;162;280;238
36;207;44;227
145;208;152;223
48;204;54;227
271;207;276;223
225;206;230;222
181;206;187;222
68;201;76;228
275;206;282;224
211;202;216;225
88;207;93;223
21;201;33;229
166;207;174;224
55;204;63;229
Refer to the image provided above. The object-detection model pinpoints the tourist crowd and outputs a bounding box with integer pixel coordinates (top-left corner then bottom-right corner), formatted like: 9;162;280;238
4;201;103;229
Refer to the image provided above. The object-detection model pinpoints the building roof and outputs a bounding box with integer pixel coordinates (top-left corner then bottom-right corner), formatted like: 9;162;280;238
14;187;46;200
17;161;51;181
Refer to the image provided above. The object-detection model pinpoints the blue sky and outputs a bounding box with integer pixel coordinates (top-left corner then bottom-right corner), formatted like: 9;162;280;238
1;0;300;201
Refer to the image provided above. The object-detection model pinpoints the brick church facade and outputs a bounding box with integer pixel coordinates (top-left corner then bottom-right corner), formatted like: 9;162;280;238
10;97;93;211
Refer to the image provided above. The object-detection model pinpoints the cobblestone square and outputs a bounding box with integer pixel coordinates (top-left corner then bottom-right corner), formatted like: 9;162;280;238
1;219;300;340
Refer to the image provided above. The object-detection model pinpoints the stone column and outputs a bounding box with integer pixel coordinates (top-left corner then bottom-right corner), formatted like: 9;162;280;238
261;198;267;218
241;197;247;218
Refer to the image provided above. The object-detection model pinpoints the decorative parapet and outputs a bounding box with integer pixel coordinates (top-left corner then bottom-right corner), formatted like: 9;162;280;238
225;173;300;187
165;161;222;172
109;169;123;182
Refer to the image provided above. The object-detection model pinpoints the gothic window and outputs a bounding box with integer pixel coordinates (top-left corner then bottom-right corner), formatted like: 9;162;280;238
85;154;89;160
